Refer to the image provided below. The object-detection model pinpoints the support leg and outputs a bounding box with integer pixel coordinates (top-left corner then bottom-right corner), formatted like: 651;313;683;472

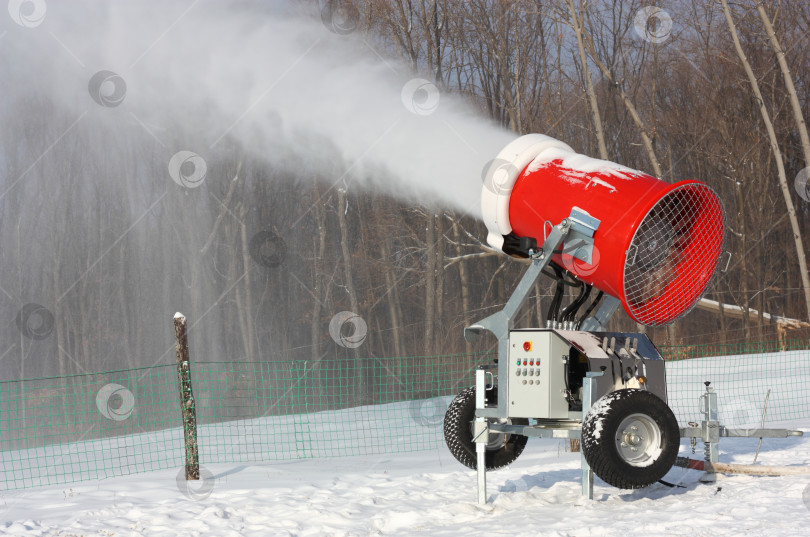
476;441;486;504
581;373;602;499
475;368;487;504
581;450;593;500
699;383;720;483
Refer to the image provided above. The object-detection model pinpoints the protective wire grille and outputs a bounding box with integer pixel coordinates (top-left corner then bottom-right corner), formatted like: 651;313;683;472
623;183;725;325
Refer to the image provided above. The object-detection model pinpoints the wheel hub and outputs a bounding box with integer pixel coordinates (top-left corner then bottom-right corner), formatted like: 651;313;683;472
615;413;662;466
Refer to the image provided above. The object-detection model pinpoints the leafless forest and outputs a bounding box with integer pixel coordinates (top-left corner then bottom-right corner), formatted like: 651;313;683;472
2;0;810;382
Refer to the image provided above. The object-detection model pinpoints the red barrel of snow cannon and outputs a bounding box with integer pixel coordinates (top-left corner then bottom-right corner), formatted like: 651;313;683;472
482;134;725;326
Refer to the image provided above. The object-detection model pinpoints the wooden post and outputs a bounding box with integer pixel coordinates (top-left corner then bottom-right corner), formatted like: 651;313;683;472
777;322;786;352
174;312;200;480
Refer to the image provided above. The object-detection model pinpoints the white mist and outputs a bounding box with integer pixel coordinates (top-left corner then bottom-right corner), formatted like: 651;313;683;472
4;0;515;215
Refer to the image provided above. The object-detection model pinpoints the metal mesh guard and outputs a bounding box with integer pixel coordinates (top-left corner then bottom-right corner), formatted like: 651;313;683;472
623;183;725;326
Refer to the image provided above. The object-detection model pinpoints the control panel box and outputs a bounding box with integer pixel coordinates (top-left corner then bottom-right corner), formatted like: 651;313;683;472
507;330;570;419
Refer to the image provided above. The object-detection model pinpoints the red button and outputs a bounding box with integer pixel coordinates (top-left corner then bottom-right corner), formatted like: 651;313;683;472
523;341;532;352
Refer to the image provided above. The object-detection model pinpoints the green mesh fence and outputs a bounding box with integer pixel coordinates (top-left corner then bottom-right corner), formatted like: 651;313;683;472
0;352;487;491
0;365;182;490
660;339;810;429
191;354;485;464
2;342;810;491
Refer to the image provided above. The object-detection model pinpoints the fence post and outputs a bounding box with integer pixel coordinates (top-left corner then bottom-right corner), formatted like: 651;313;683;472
174;312;200;480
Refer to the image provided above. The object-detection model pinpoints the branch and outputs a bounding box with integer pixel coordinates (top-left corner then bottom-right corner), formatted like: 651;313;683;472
443;247;500;268
696;298;810;329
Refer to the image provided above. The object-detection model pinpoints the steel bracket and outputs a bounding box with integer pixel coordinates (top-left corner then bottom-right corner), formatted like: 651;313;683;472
678;382;804;483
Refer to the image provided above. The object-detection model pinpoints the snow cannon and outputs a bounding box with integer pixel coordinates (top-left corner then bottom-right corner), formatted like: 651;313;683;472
446;135;801;504
443;133;739;502
481;134;725;326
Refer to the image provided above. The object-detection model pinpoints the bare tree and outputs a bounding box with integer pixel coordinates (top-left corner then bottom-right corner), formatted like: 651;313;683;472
721;0;810;321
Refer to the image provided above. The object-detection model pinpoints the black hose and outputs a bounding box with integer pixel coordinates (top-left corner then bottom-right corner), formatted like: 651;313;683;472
541;266;581;286
576;290;604;328
561;284;592;323
657;479;686;488
546;265;565;322
560;285;585;322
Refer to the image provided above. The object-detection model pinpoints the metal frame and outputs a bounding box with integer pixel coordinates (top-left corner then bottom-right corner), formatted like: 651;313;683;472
474;376;805;503
468;212;609;504
465;212;607;420
473;369;603;504
679;382;803;483
464;216;804;504
580;371;603;499
474;369;487;504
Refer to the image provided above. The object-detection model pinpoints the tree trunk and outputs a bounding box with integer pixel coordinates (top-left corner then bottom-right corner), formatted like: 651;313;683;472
424;211;436;357
756;2;810;164
735;183;751;340
239;207;256;361
567;0;608;159
722;0;810;321
452;216;472;356
434;212;445;353
336;187;363;402
233;225;250;362
581;10;663;178
311;183;328;364
380;230;403;359
52;239;66;378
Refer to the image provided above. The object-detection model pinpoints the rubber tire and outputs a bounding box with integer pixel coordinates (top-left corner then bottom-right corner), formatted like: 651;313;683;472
582;388;680;489
443;386;529;471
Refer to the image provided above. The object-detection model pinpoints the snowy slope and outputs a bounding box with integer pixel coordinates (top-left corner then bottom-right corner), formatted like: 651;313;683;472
2;352;810;536
2;429;809;537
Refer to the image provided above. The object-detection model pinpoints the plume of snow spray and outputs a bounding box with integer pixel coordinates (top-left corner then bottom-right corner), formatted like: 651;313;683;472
2;0;513;215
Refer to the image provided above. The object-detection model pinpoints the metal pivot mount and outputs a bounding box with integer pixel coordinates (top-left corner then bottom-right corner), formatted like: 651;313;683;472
465;210;618;421
466;211;619;504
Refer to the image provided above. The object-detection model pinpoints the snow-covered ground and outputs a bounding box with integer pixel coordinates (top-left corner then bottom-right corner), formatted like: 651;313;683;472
2;428;809;536
2;351;810;536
